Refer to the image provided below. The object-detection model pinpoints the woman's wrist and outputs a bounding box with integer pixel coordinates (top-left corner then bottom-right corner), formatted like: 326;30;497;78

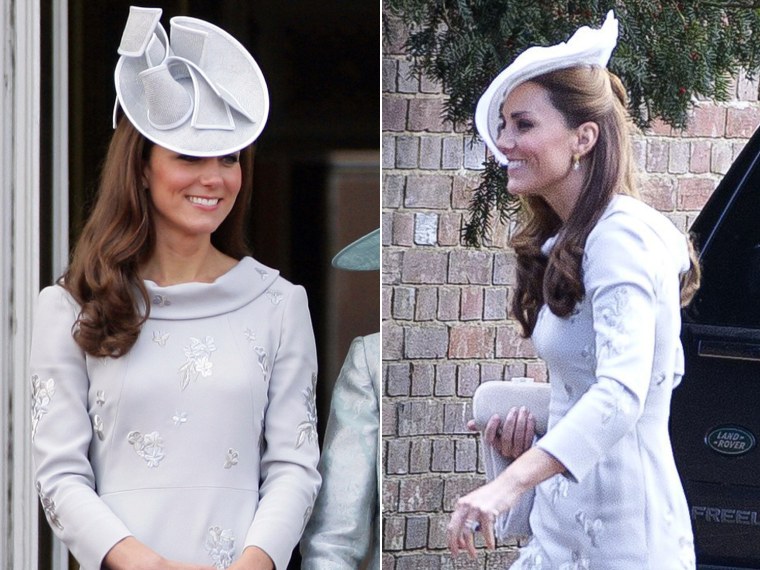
234;545;275;570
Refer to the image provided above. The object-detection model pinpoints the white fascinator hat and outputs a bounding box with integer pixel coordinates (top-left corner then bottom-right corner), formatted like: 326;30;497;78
332;229;380;271
113;6;269;156
475;10;619;166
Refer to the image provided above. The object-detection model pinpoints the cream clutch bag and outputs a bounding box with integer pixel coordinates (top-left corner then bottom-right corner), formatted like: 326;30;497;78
472;379;551;436
473;379;552;539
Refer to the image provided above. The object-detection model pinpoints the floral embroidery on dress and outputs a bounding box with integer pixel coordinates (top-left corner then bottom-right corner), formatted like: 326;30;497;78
152;294;171;307
205;526;235;569
96;390;106;406
255;267;268;280
179;336;217;390
597;287;630;357
31;375;56;440
601;381;632;425
296;373;318;448
266;290;283;305
37;482;64;531
92;415;105;441
224;448;239;469
580;344;594;360
575;510;603;547
172;411;188;426
550;475;569;505
152;330;169;347
558;551;591;570
243;329;269;380
127;431;165;467
654;371;667;387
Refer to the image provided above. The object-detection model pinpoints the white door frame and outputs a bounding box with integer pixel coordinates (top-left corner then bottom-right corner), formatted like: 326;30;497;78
0;0;49;568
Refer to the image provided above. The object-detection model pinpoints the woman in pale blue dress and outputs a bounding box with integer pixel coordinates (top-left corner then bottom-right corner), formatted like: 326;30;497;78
447;12;700;569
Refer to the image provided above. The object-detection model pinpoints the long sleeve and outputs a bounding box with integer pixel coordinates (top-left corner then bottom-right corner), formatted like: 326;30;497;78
245;285;321;569
30;286;132;570
537;213;660;482
300;334;380;569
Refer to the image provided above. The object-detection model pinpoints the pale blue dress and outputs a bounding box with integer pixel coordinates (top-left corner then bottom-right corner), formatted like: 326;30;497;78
500;196;696;569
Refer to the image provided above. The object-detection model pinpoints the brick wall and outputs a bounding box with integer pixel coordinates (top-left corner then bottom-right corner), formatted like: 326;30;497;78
382;14;760;570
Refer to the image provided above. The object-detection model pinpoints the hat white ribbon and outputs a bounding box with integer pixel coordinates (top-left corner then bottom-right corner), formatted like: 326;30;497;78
114;7;255;133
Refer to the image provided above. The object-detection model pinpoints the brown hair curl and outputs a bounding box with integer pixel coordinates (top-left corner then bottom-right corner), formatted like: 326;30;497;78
510;66;700;337
61;118;254;357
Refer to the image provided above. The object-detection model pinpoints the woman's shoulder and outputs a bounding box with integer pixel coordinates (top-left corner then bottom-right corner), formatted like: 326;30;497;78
587;195;690;272
38;283;79;310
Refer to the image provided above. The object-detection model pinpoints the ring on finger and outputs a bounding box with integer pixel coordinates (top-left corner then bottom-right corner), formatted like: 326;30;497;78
464;519;480;533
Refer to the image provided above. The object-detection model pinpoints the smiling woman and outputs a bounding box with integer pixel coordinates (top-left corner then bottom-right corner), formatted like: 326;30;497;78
29;7;320;570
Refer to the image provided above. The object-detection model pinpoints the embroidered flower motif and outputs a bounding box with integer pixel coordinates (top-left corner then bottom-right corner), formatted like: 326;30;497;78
152;330;169;347
172;411;188;426
575;510;603;547
205;526;235;570
597;287;630;357
255;268;268;280
266;290;283;305
179;336;217;390
296;373;318;448
127;431;165;468
31;375;56;440
654;371;668;386
224;448;239;469
550;475;569;505
563;382;574;400
243;329;269;380
559;551;591;570
36;482;63;531
92;415;105;441
254;346;269;379
580;344;594;360
96;390;106;406
152;294;171;307
601;381;632;425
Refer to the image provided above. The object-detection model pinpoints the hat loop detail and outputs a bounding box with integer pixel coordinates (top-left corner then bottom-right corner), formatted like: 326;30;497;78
113;6;269;156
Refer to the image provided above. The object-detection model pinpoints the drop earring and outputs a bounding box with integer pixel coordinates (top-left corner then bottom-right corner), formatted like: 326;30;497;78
572;154;580;171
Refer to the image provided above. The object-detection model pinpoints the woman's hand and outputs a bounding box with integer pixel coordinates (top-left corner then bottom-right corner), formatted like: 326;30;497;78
102;537;215;570
467;406;536;459
446;475;522;559
227;546;274;570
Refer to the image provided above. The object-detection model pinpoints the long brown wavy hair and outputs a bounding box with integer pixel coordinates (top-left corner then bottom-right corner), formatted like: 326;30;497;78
61;118;255;357
510;66;700;337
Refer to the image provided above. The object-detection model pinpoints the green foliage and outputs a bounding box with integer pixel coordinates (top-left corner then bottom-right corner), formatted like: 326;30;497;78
385;0;760;245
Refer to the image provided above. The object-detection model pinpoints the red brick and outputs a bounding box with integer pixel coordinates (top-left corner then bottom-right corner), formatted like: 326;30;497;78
726;106;760;138
668;140;689;174
437;212;462;246
645;117;673;136
383;515;405;550
383;322;404;361
711;140;733;175
401;249;448;284
525;361;548;383
448;325;495;359
677;177;717;211
405;325;449;359
404;175;451;209
398;477;444;512
448;250;493;285
437;287;460;321
414;287;437;321
460;286;484;321
452;173;481;209
495;324;537;358
640;176;676;211
383;96;408;132
689;140;711;174
646;139;668;173
408;98;449;132
383;16;409;56
684;104;726;137
392;212;415;246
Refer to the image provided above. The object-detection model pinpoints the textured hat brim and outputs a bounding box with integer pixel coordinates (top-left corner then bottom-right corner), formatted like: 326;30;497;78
115;12;269;156
475;10;618;165
332;229;380;271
